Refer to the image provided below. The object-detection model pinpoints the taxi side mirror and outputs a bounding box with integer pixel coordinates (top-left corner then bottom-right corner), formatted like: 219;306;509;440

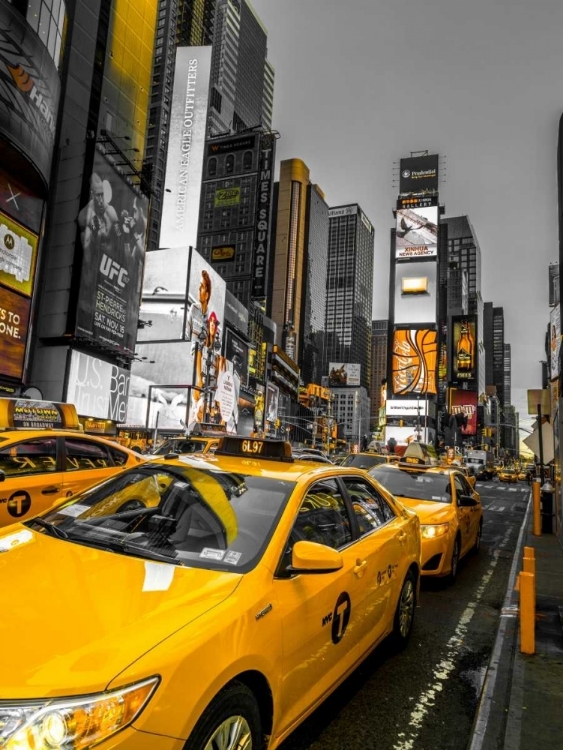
0;469;5;483
459;494;478;507
289;540;343;574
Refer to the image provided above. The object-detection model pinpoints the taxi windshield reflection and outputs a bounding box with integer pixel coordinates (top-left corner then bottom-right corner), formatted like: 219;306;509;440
27;467;294;572
369;466;452;503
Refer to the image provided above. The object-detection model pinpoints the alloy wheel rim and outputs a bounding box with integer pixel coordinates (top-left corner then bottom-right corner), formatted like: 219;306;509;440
205;715;252;750
399;579;414;637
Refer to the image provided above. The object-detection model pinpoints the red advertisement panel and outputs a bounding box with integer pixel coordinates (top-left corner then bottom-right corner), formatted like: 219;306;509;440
450;389;478;436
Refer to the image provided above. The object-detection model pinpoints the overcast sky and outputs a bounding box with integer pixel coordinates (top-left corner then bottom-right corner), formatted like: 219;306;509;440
251;0;562;428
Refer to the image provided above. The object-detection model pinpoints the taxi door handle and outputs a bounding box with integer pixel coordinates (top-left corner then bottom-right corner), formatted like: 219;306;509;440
354;559;367;577
397;530;407;542
41;486;61;495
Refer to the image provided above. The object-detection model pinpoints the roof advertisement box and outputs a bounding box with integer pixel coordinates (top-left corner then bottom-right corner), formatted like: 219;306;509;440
399;154;439;194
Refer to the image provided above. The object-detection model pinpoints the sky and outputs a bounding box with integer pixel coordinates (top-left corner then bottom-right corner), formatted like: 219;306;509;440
251;0;562;430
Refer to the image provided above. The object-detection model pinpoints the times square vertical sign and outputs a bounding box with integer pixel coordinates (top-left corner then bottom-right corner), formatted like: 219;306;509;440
252;133;276;303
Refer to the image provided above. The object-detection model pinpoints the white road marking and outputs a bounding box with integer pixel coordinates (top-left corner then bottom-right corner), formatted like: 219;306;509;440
392;527;512;750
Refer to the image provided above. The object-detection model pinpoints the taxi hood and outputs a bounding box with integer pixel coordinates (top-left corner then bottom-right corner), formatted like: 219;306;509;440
396;497;452;524
0;526;241;699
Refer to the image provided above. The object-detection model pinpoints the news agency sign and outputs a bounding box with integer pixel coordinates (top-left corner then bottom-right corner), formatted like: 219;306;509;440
252;133;276;300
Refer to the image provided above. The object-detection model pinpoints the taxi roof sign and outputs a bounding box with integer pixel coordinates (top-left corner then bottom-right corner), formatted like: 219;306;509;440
215;436;294;462
0;398;79;431
399;441;439;467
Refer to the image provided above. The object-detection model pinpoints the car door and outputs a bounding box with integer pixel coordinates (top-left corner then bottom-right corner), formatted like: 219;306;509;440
341;475;409;652
458;473;482;545
273;478;366;733
453;473;474;555
61;437;122;498
0;437;65;526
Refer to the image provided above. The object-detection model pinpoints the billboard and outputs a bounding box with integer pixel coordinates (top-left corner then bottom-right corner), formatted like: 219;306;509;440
329;205;357;218
0;2;61;185
450;389;478;436
225;330;249;388
452;316;477;382
159;47;212;249
265;382;279;425
66;350;130;423
252;133;276;300
395;205;438;260
550;305;561;381
75;150;148;355
0;210;38;296
0;166;43;235
394;260;437;325
328;363;361;387
399;154;439;194
224;290;249;334
549;264;559;307
0;285;30;380
137;247;190;342
391;329;437;395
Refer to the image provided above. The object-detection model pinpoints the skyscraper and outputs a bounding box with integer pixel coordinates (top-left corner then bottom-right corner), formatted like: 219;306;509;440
484;302;506;407
269;159;329;376
325;204;374;392
370;320;389;428
208;0;274;136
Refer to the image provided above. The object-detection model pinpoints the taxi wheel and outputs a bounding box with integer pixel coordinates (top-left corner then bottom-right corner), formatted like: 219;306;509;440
472;520;483;554
392;571;416;648
448;536;461;584
184;681;261;750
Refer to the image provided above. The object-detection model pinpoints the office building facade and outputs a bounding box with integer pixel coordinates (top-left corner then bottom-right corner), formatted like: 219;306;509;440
370;319;388;429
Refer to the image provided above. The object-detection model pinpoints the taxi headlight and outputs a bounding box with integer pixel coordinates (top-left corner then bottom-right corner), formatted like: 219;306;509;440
421;523;449;539
1;677;158;749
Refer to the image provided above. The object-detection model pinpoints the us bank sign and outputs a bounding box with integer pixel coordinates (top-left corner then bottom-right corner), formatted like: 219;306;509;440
66;351;130;423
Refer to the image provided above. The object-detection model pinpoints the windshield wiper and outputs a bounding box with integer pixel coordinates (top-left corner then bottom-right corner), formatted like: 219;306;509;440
31;518;69;540
59;525;183;565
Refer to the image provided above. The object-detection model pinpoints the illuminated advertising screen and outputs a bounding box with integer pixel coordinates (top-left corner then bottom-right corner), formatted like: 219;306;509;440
265;382;279;425
392;329;437;395
328;363;361;387
450;389;478;436
0;285;30;380
0;167;43;235
394;260;437;325
137;247;190;342
75;150;149;355
399;154;439;194
395;205;438;260
225;330;249;388
66;351;130;423
0;2;61;184
160;47;212;249
550;305;561;381
0;210;38;297
452;316;477;382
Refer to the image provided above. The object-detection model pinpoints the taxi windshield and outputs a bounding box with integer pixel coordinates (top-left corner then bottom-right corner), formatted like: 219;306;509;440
153;438;213;455
27;466;295;572
369;466;452;504
342;453;388;469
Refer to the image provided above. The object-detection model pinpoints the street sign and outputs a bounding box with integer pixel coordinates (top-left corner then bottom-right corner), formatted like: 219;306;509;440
527;389;550;415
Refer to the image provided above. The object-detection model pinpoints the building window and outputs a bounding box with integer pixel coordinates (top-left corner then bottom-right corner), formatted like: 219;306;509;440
208;157;217;177
225;154;235;174
243;150;253;170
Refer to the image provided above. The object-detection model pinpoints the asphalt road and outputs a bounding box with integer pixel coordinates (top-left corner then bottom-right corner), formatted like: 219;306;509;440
279;479;530;750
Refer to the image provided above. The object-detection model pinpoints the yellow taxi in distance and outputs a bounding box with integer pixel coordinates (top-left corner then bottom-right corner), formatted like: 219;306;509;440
0;436;421;750
342;452;399;470
0;398;144;527
152;434;221;456
498;467;519;483
369;446;483;582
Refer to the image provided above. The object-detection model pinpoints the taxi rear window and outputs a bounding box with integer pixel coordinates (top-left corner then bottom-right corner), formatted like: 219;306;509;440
35;467;296;573
369;466;452;503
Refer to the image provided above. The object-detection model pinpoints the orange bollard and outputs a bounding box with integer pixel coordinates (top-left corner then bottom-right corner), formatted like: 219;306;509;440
523;547;536;577
532;479;542;536
519;571;536;654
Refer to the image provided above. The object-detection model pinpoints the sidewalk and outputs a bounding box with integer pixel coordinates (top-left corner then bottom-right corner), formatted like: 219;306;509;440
469;494;563;750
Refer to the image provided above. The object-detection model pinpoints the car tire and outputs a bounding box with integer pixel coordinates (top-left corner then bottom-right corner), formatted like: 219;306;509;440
448;535;461;584
472;520;483;554
183;681;261;750
392;570;416;648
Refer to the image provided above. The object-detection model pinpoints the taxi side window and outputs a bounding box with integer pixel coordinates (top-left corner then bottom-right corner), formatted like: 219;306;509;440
65;438;110;471
343;478;396;534
291;479;352;550
0;438;58;476
454;475;468;500
108;446;129;466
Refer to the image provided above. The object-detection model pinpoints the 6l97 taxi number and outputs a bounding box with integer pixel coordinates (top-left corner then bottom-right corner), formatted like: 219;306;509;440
241;440;263;454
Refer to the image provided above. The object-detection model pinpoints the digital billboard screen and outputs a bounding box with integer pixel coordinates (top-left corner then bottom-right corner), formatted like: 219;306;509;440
450;389;478;436
160;47;212;249
66;350;130;423
394;260;437;325
399;154;439;194
452;316;477;382
225;329;249;388
0;285;30;380
550;305;560;381
328;363;361;387
395;205;438;260
0;210;38;297
75;149;148;356
265;382;279;425
391;329;437;395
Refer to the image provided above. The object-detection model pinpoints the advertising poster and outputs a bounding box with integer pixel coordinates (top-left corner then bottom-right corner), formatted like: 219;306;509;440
160;47;212;249
66;350;130;423
225;330;249;388
265;382;279;425
0;167;43;235
395;205;438;259
0;211;38;296
391;329;437;396
328;363;361;387
399;154;439;194
0;2;61;185
452;316;477;382
450;390;478;436
394;260;437;325
75;150;148;355
254;383;265;434
550;305;561;381
142;247;190;297
0;285;30;380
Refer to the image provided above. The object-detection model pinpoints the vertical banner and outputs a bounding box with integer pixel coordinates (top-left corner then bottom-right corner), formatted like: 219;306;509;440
452;315;477;382
252;132;276;301
160;47;212;249
550;305;561;381
76;150;148;355
391;328;437;395
265;382;279;425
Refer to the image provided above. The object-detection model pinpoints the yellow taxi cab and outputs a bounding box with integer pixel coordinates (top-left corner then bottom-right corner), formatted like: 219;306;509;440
368;442;483;583
498;466;519;483
152;433;222;456
341;452;400;470
0;398;144;528
0;436;421;750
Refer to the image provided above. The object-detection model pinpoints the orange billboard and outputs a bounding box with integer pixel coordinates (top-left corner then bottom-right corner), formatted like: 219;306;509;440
392;328;437;395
